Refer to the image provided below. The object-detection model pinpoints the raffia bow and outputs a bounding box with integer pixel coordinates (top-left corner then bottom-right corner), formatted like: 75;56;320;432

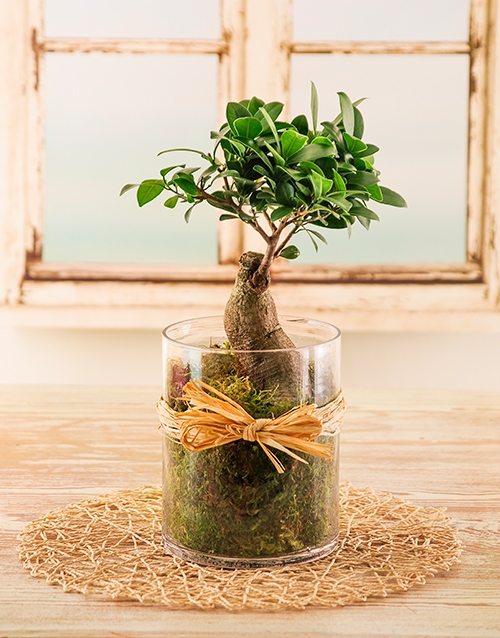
156;380;346;473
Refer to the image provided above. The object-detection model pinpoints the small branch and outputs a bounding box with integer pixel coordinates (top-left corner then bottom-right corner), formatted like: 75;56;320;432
275;224;300;257
263;211;277;233
195;182;274;248
223;176;233;196
249;214;272;244
251;233;281;293
195;186;243;217
222;175;247;214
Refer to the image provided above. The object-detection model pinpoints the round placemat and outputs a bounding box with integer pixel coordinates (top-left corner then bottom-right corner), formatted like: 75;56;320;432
18;483;461;610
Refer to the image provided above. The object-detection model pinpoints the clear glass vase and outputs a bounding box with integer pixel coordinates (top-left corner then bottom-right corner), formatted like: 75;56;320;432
160;315;342;568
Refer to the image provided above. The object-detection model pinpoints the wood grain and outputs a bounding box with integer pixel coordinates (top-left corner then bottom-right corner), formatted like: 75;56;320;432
41;37;227;55
290;40;471;54
25;260;482;283
0;386;499;637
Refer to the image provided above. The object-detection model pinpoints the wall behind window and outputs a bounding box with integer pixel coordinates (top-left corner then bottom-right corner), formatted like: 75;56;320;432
1;327;499;390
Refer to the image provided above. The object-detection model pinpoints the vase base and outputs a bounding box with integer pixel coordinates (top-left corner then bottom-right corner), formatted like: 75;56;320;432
162;534;339;569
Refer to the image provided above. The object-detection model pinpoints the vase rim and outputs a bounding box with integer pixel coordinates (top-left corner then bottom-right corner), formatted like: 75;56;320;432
162;315;341;354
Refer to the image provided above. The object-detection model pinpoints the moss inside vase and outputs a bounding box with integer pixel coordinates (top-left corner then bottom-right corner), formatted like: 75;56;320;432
162;348;339;561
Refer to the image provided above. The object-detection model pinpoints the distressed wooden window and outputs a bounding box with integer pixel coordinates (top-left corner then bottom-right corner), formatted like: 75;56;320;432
1;0;499;330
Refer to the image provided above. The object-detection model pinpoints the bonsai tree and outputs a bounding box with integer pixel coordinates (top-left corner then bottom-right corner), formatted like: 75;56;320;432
122;85;407;563
122;84;406;396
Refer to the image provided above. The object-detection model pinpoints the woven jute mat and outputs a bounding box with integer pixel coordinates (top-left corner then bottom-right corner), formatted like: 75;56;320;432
18;483;461;610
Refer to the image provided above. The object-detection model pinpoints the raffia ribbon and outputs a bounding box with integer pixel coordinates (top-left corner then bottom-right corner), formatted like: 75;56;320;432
156;380;346;473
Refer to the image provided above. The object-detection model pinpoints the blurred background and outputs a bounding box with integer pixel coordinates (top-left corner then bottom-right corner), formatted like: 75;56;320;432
1;0;499;389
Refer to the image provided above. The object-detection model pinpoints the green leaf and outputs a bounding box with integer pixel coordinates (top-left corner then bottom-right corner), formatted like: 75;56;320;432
353;106;364;139
238;211;254;223
346;218;353;238
291;114;309;136
277;165;303;180
305;229;319;252
316;155;338;178
213;169;241;180
355;143;380;158
259;101;284;122
258;107;280;147
279;245;300;260
350;203;380;221
220;136;246;156
275;122;296;131
321;121;343;146
175;166;200;175
219;213;239;221
311;136;335;148
136;179;164;206
120;183;138;196
253;165;270;178
184;204;196;223
263;140;285;167
338;92;355;136
281;129;308;159
164;195;179;208
332;170;346;195
366;183;383;202
295;181;312;197
211;190;231;200
309;172;322;199
276;182;295;206
287;143;335;164
299;160;324;175
206;199;235;213
324;194;352;211
270;206;293;222
173;175;199;197
309;171;333;199
347;171;379;186
352;158;372;171
233;175;259;187
157;147;212;162
237;138;273;170
353;97;367;108
380;186;407;207
226;102;251;130
306;227;328;245
160;164;185;178
337;161;357;174
200;164;219;180
233;116;263;139
357;215;371;230
343;133;367;155
247;96;265;115
311;81;319;135
311;213;347;229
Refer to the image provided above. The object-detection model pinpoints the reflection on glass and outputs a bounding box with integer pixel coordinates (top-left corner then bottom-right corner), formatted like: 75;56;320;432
42;53;219;265
293;0;470;42
45;0;220;39
290;54;469;264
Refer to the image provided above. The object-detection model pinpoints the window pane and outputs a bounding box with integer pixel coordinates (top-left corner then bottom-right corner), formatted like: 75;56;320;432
42;53;219;265
293;0;470;42
44;0;220;39
289;54;469;264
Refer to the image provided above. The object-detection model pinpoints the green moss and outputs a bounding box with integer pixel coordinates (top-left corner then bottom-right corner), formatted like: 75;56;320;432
162;348;339;559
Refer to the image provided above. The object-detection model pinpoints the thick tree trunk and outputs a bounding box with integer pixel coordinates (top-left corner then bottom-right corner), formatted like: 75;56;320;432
223;252;301;400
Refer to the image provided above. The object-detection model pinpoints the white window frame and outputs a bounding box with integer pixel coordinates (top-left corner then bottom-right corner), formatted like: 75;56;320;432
1;0;499;331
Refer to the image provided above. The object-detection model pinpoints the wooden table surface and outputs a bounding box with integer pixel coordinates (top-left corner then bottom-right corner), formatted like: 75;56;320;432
0;385;499;638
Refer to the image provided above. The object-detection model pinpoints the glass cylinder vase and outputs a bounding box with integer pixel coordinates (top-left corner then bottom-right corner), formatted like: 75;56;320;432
160;315;342;569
